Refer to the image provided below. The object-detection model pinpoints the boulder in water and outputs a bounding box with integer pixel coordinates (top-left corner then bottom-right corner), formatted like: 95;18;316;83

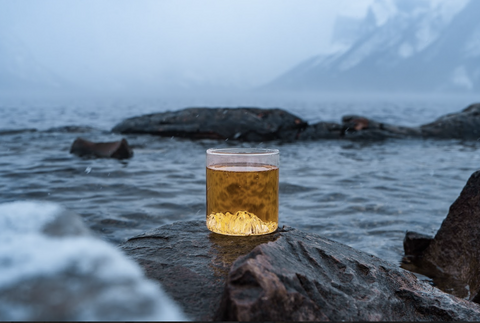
70;137;133;159
420;103;480;140
402;170;480;303
111;107;308;141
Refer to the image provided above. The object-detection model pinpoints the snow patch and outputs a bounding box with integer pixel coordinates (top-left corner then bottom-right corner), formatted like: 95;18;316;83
0;201;188;321
0;201;62;234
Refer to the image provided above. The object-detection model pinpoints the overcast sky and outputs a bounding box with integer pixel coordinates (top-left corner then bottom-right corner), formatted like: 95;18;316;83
0;0;374;92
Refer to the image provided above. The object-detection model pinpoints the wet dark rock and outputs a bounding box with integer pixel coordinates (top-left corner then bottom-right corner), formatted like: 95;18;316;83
298;115;422;141
403;231;433;257
297;121;342;140
111;107;308;141
421;103;480;139
402;170;480;302
70;137;133;159
341;115;422;140
0;128;37;135
120;221;282;321
121;220;480;321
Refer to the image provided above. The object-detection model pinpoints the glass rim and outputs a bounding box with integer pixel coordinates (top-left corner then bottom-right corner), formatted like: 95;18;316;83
207;148;279;156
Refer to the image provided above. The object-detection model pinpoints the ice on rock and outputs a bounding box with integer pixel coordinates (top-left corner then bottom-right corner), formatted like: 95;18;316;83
0;201;188;321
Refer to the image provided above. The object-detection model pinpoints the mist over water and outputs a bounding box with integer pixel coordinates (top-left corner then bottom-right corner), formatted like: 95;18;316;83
0;0;342;97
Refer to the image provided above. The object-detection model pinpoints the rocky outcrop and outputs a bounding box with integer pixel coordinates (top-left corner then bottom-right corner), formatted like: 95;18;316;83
70;137;133;159
0;201;186;321
111;106;423;141
297;115;422;141
121;220;480;321
402;170;480;303
111;103;480;142
420;103;480;139
112;107;308;141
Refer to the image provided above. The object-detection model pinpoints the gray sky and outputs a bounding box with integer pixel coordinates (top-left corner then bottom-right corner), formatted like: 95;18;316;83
0;0;373;92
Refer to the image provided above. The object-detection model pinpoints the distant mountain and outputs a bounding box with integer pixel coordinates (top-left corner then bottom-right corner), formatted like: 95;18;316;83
268;0;480;93
0;30;70;95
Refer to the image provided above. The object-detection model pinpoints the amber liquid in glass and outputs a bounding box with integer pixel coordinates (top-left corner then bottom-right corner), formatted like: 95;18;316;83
206;163;279;236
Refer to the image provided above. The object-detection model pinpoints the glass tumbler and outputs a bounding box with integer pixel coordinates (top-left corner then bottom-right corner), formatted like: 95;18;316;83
206;148;279;236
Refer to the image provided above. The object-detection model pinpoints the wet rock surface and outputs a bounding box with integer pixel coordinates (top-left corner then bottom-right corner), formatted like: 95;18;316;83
420;103;480;139
403;231;433;257
402;170;480;302
297;121;343;140
121;220;480;321
112;107;307;141
120;221;283;321
70;137;133;159
339;115;422;140
296;115;422;140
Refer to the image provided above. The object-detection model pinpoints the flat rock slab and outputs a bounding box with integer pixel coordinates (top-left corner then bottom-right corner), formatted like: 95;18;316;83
120;221;282;321
121;220;480;321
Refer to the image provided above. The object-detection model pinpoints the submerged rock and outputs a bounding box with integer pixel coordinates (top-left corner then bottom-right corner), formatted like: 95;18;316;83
70;137;133;159
0;201;186;321
0;128;37;135
111;107;308;141
402;170;480;303
45;125;99;133
121;220;480;321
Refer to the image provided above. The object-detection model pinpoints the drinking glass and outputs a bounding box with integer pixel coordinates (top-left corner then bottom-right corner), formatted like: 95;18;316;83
206;148;279;236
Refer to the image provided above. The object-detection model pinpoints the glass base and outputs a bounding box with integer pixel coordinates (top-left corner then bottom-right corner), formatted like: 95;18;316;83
206;211;277;236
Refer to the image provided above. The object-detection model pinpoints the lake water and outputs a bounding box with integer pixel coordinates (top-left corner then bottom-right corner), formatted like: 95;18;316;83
1;92;479;264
